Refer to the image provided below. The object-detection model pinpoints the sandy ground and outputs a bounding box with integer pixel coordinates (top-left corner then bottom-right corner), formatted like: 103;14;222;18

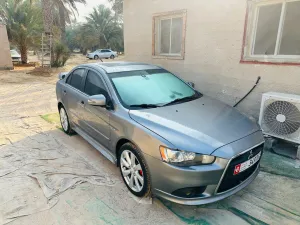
0;54;300;225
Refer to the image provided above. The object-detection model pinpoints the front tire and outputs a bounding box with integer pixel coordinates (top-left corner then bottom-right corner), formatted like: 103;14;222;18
110;55;115;59
59;106;74;135
94;55;99;60
118;143;151;197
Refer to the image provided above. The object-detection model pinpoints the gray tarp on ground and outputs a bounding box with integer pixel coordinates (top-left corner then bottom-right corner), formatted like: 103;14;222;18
0;117;115;224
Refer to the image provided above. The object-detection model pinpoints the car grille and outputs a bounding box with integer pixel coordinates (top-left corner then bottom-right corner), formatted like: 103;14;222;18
217;144;264;193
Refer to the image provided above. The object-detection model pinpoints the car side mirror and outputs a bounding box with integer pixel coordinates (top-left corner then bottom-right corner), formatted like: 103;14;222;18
187;82;195;88
58;72;68;80
88;95;106;107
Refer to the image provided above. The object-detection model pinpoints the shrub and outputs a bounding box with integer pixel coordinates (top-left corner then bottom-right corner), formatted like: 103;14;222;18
52;42;70;67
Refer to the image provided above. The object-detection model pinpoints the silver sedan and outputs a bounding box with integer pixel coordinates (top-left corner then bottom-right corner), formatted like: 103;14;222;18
86;49;118;60
56;62;264;205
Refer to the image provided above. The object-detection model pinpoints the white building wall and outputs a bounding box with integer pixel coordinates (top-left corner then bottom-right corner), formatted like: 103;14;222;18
0;24;13;70
124;0;300;118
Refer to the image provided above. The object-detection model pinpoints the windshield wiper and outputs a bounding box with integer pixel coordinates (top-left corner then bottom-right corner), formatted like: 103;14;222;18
129;104;159;109
163;95;199;106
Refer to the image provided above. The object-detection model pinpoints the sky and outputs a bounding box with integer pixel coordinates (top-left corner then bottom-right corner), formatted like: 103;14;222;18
75;0;110;22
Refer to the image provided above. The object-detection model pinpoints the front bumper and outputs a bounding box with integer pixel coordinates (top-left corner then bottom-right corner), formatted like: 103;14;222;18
12;57;21;62
154;165;259;205
145;151;261;205
143;137;264;205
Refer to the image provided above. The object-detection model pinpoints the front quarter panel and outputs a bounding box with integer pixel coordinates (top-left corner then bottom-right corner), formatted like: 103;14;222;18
109;105;175;160
56;79;66;104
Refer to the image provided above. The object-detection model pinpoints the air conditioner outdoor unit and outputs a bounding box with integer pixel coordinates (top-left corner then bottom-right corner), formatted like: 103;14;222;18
259;92;300;144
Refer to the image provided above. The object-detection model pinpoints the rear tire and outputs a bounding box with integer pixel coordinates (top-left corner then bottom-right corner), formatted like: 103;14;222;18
118;143;151;197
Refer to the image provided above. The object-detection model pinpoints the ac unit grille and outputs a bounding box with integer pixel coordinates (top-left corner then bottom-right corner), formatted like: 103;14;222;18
260;96;300;143
263;101;300;135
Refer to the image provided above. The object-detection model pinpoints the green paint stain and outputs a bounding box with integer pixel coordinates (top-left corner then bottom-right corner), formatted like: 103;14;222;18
80;186;90;191
260;150;300;180
41;113;76;136
174;215;210;225
161;198;271;225
85;197;123;225
41;113;60;125
229;207;268;225
66;200;73;207
56;215;62;225
161;199;211;225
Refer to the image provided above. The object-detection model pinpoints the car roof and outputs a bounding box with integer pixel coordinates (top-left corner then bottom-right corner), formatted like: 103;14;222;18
82;62;162;74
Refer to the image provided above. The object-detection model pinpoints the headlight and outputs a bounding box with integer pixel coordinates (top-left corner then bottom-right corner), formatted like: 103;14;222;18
159;146;216;166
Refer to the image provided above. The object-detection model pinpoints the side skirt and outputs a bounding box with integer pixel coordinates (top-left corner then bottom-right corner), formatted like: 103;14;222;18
73;126;117;164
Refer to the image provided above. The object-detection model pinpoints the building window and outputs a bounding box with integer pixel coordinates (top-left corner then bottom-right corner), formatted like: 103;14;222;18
153;10;187;59
242;0;300;63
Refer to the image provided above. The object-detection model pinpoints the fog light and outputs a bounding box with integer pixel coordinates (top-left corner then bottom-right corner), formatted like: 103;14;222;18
172;186;207;198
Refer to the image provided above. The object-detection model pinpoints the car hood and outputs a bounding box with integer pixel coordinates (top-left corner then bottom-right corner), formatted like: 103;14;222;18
129;96;260;155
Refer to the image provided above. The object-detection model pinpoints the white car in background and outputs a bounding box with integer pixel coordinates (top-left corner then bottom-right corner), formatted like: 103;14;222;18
10;50;21;63
87;49;118;60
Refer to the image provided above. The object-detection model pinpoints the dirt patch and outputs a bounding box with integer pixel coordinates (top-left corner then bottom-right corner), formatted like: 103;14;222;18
27;67;52;77
0;54;125;84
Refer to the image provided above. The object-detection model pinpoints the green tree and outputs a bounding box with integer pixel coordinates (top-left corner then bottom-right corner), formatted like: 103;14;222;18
11;0;86;43
108;0;123;16
66;23;99;54
84;5;123;51
3;0;43;63
55;0;86;43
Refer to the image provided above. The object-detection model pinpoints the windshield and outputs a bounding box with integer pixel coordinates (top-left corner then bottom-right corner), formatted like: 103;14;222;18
110;69;198;108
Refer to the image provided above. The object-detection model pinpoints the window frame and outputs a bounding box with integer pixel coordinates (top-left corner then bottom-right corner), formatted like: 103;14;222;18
81;68;115;109
83;69;109;97
241;0;300;64
152;9;187;60
66;68;87;92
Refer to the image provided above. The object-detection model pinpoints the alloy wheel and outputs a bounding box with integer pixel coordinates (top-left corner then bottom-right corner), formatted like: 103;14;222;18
60;108;69;132
120;150;144;192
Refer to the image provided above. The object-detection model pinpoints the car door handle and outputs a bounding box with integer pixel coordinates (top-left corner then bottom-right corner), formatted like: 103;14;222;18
80;101;84;105
63;90;67;95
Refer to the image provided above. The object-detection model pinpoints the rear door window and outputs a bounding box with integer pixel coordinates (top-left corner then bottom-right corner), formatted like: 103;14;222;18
67;68;85;90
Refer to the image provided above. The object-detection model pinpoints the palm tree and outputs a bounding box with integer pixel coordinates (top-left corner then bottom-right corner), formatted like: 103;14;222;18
4;0;43;63
84;5;123;49
55;0;86;43
41;0;54;33
12;0;86;42
108;0;123;16
73;24;99;54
